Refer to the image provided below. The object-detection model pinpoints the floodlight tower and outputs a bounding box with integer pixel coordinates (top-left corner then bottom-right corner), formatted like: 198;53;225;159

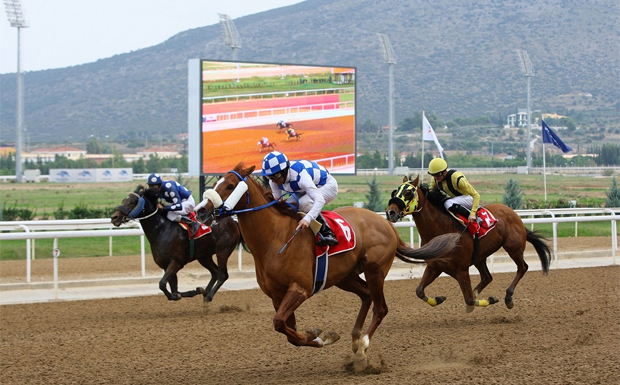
4;0;28;183
219;14;241;61
516;49;534;174
377;33;396;176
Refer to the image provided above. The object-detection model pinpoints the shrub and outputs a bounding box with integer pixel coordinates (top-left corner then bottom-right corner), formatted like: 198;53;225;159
605;176;620;208
502;179;523;209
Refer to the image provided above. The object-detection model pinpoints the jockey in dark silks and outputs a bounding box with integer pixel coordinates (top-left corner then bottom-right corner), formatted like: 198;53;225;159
146;173;199;235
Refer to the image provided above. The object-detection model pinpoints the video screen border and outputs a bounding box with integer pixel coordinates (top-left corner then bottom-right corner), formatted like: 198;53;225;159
188;59;357;176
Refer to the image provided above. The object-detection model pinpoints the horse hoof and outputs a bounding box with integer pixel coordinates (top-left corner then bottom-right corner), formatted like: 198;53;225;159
306;328;322;339
203;295;213;303
197;287;206;295
436;296;447;305
466;304;475;313
171;293;182;301
353;356;368;372
352;334;369;371
505;299;514;309
322;331;340;346
489;296;499;305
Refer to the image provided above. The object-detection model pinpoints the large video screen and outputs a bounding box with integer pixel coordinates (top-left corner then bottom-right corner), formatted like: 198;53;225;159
188;60;356;176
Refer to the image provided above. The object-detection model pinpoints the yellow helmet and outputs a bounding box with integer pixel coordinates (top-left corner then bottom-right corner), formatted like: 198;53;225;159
428;158;448;175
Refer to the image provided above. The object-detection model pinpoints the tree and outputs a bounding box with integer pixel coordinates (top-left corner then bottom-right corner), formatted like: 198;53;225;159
363;176;384;212
86;137;103;154
605;176;620;208
502;178;523;209
358;119;379;133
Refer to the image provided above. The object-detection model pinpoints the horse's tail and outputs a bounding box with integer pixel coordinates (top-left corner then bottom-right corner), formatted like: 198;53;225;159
526;229;551;275
395;233;460;263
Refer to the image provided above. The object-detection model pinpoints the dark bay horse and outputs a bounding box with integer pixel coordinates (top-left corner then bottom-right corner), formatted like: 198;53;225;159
276;121;293;133
111;185;240;302
194;163;459;372
385;176;551;312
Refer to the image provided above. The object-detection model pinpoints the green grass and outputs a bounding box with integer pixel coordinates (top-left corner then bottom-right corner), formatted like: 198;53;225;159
0;237;151;261
0;172;617;260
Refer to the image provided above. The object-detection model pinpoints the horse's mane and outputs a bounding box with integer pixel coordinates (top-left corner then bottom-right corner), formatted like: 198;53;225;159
143;187;159;203
418;183;449;213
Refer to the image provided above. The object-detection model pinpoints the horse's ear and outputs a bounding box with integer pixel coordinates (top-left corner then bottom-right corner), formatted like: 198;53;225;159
245;165;256;175
391;189;397;198
412;175;420;186
402;176;408;183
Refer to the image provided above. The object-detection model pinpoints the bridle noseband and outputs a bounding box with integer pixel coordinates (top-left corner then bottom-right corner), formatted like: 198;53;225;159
389;182;425;218
116;191;158;223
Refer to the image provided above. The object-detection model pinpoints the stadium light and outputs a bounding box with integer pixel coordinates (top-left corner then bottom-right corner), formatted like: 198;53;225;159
4;0;28;183
377;33;396;176
219;14;241;61
516;49;534;174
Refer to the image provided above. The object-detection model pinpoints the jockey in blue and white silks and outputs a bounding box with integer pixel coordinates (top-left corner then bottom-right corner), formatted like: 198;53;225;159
261;151;339;247
146;173;196;226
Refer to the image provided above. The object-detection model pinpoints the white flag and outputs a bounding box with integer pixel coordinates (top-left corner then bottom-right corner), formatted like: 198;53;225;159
422;115;444;157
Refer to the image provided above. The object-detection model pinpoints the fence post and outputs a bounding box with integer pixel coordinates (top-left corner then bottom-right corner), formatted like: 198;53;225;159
53;238;60;300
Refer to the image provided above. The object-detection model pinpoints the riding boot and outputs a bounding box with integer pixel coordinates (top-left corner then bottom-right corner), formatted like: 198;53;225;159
180;216;200;237
448;204;472;220
316;213;339;247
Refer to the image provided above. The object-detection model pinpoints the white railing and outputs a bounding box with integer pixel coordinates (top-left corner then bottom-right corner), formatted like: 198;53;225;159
0;217;246;287
1;210;618;294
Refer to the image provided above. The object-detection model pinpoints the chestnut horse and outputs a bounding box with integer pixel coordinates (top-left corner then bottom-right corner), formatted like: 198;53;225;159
385;176;551;312
111;185;240;302
194;163;459;372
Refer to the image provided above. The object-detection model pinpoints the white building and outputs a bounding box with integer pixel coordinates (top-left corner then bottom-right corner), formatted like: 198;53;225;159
506;109;528;128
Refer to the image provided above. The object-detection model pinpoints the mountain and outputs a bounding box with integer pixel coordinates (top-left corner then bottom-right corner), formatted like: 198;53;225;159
1;0;618;144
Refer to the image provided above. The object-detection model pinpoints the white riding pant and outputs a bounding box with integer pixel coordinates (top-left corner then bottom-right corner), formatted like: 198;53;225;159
287;175;338;222
166;196;196;222
443;195;474;212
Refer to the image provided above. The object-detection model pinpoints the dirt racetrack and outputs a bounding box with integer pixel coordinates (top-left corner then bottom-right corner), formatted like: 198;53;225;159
1;247;619;384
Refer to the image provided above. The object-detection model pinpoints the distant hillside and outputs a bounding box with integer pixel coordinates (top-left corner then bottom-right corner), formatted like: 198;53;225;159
1;0;618;144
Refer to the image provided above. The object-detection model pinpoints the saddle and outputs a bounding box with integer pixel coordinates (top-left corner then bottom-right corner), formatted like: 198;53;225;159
448;207;498;238
311;211;356;295
178;212;212;239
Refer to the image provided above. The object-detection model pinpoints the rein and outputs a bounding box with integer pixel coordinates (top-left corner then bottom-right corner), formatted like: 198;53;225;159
216;170;297;217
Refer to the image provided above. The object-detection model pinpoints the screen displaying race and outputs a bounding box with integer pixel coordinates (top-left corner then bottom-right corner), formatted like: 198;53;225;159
196;60;356;175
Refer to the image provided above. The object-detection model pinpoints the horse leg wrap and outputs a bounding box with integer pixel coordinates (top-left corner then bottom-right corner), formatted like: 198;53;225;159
424;296;438;306
476;299;490;307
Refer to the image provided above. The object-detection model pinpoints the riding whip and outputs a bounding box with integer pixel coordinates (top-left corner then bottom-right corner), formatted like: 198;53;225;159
277;227;302;255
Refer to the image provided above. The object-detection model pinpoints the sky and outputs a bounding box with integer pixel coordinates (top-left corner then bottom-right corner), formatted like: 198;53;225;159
0;0;306;74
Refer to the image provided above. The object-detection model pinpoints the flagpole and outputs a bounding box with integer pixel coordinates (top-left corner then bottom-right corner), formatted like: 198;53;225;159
543;142;547;201
421;111;425;182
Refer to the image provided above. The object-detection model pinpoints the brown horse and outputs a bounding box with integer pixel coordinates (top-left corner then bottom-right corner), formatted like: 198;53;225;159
385;176;551;312
258;140;277;153
286;128;302;141
111;185;241;302
194;163;459;372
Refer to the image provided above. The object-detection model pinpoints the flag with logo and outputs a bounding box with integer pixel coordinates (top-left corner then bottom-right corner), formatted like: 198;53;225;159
542;120;573;153
423;114;444;158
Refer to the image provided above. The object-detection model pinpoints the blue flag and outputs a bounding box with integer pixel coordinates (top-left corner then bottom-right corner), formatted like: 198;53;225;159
542;120;573;153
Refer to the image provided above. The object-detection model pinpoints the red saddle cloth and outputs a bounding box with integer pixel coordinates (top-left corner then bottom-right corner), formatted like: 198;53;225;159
455;208;498;238
315;211;356;257
179;211;212;239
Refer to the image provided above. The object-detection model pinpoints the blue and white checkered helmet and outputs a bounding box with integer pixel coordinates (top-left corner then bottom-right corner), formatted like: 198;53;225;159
260;151;289;176
147;173;162;185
